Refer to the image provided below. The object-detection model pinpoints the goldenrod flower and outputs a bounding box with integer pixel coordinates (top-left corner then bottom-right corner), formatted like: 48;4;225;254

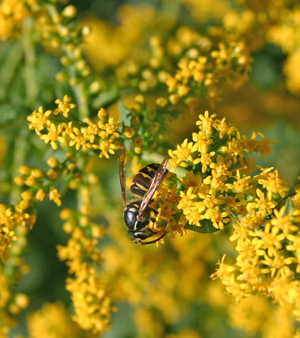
29;97;121;159
81;118;100;143
49;188;62;207
168;138;195;168
97;138;117;159
258;169;289;199
27;302;91;338
36;189;46;201
40;123;64;150
196;111;217;137
54;95;76;118
27;107;52;135
246;189;277;218
69;127;89;151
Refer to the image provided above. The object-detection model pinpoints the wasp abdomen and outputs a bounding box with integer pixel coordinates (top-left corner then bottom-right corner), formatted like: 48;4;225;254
130;163;161;198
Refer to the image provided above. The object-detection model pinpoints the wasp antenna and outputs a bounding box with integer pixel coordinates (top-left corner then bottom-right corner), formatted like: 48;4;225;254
119;146;127;210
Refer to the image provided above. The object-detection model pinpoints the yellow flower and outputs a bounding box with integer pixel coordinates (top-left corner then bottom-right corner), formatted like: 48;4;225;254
54;95;76;118
196;110;217;137
36;189;46;201
81;118;99;143
210;155;232;177
224;135;245;162
196;148;216;173
40;123;64;150
246;189;277;218
226;170;252;195
98;116;121;138
97;139;117;159
49;188;62;207
47;157;59;168
216;117;236;139
271;207;299;238
270;276;299;305
27;106;52;135
258;169;289;199
230;219;251;244
97;108;107;118
204;206;230;229
27;302;90;338
261;253;294;278
286;233;300;258
203;170;227;193
168;138;195;168
252;222;283;258
69;127;89;151
179;171;203;189
192;131;212;153
211;255;236;280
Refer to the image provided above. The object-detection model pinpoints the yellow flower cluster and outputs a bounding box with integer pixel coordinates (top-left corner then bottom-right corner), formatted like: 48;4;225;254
14;163;63;204
151;111;273;237
113;24;252;104
0;198;36;261
57;201;113;335
164;41;251;102
268;7;300;54
28;95;121;158
0;155;73;262
211;176;300;324
268;8;300;94
228;296;296;338
0;0;37;41
283;49;300;95
0;269;29;337
27;301;97;338
217;1;300;95
84;4;159;70
65;268;112;334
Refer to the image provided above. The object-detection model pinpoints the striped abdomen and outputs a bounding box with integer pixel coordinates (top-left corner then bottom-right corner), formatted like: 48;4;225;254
130;163;166;198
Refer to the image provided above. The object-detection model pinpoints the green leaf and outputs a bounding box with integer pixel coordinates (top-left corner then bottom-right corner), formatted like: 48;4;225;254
0;41;23;101
184;220;221;233
118;101;131;126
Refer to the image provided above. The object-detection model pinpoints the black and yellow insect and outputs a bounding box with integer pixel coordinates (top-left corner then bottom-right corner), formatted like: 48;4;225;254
119;147;169;244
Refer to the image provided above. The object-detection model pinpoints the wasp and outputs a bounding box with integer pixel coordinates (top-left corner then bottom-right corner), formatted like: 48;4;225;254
119;147;169;244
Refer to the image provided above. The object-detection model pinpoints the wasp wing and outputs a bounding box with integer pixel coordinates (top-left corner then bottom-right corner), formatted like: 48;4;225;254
138;156;169;216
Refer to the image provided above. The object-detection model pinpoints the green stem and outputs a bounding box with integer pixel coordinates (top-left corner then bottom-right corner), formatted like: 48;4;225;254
9;129;30;205
22;16;38;107
46;4;90;120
